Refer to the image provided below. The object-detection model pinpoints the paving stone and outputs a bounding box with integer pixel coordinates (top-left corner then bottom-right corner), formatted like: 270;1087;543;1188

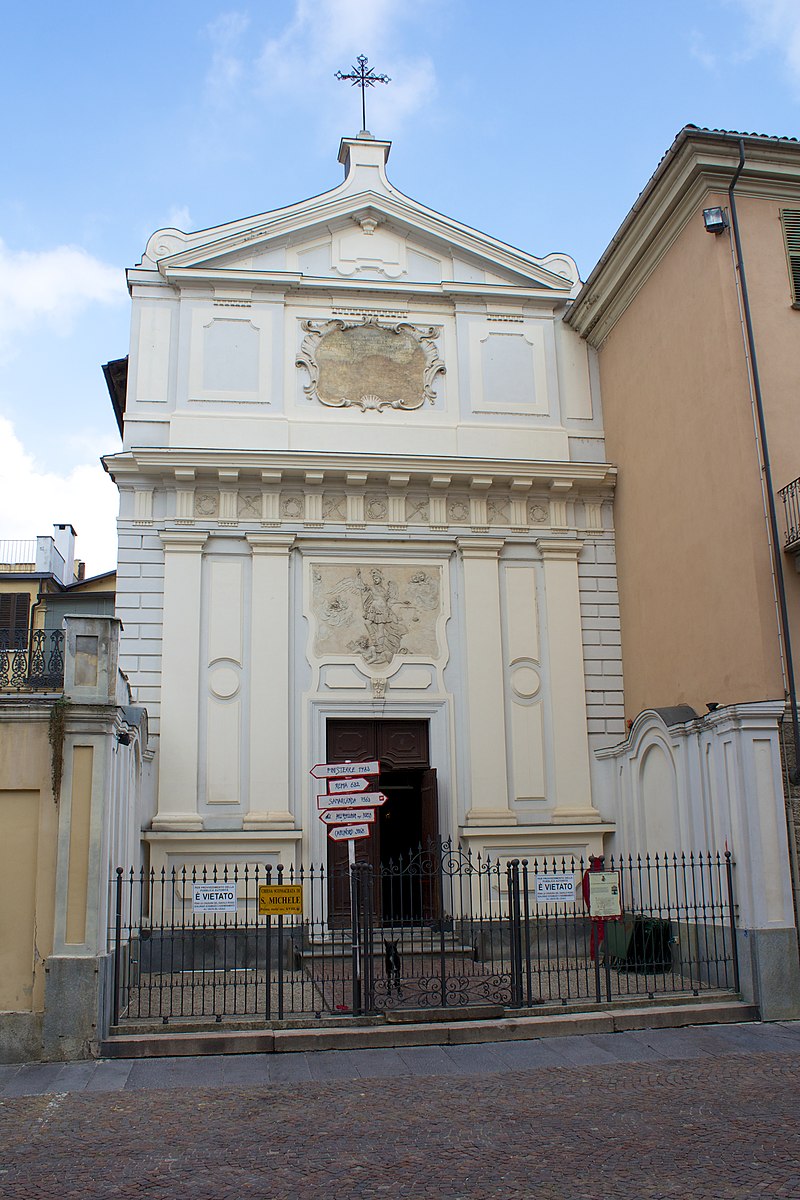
46;1062;98;1093
0;1065;21;1090
620;1028;713;1060
2;1064;64;1097
396;1045;461;1075
220;1054;272;1087
265;1053;313;1083
538;1032;620;1066
581;1031;664;1063
85;1059;134;1092
439;1042;507;1074
708;1022;794;1054
489;1038;570;1070
306;1050;363;1081
126;1054;225;1090
338;1048;410;1079
771;1021;800;1042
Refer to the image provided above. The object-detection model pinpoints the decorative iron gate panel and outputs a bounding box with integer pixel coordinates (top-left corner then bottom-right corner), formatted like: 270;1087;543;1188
109;845;739;1026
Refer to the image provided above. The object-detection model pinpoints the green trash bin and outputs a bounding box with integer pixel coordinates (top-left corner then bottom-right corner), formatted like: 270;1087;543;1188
604;914;672;971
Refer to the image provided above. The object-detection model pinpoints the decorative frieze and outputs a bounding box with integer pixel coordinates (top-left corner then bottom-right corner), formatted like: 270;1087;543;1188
144;462;614;540
179;480;568;533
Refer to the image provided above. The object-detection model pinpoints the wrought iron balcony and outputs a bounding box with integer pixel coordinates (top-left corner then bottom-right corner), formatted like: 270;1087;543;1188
779;476;800;554
0;628;65;691
0;540;36;572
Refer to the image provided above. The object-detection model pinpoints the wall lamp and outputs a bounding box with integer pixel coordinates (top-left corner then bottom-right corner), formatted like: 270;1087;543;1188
702;207;729;234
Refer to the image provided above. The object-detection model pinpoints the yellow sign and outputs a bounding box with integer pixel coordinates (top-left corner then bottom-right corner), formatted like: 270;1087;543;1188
588;871;622;918
258;884;303;915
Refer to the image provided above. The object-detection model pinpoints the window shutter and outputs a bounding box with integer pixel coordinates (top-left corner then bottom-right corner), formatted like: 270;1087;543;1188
0;593;30;639
781;210;800;303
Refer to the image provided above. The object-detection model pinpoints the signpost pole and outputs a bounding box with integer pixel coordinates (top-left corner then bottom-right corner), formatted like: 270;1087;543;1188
349;837;361;1015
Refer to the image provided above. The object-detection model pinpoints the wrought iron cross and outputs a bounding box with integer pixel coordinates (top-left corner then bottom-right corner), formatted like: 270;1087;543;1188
335;55;391;133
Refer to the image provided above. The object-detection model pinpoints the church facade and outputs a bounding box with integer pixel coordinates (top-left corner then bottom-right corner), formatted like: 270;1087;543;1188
105;134;623;881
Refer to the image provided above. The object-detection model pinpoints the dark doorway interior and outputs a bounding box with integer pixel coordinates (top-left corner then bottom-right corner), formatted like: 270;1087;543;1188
325;719;439;923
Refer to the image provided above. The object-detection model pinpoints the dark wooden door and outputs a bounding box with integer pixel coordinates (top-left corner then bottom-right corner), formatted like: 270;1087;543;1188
420;769;442;922
326;720;380;925
325;720;433;924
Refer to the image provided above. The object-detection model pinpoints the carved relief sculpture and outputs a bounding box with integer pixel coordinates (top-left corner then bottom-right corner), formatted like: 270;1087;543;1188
296;317;445;412
312;565;441;666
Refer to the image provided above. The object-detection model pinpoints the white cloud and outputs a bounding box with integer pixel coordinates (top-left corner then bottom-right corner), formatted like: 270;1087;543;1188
689;31;718;73
167;205;193;231
729;0;800;93
0;239;124;362
204;11;251;106
0;417;118;577
203;0;437;132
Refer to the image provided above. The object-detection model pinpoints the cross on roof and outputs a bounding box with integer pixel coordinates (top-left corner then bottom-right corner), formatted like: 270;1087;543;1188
335;55;391;134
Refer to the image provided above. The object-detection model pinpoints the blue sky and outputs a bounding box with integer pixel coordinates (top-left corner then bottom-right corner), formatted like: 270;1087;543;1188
2;0;799;572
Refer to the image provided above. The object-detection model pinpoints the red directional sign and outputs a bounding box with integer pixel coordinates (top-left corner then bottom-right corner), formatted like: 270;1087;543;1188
316;791;386;810
310;761;380;780
320;808;376;825
328;823;371;841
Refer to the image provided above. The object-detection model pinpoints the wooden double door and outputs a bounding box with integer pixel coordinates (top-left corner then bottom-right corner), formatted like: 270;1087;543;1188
326;719;439;923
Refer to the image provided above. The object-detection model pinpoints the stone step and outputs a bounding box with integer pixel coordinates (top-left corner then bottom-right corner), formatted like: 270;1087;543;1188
100;996;758;1058
297;941;476;961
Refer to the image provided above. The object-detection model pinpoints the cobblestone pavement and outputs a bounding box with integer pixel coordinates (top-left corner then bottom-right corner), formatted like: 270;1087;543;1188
0;1022;798;1199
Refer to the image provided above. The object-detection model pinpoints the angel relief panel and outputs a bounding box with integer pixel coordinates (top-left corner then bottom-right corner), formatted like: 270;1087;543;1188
296;317;445;412
311;564;443;667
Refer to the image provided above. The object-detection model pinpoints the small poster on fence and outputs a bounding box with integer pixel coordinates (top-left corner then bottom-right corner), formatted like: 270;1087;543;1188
535;873;576;903
192;881;238;914
587;871;622;918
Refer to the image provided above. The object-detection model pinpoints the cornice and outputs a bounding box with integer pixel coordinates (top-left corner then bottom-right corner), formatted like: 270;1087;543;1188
0;697;59;719
147;267;568;308
566;129;800;347
104;448;616;490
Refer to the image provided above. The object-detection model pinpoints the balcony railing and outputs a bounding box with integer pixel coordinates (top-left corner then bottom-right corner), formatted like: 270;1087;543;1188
0;629;65;691
0;540;36;571
779;476;800;552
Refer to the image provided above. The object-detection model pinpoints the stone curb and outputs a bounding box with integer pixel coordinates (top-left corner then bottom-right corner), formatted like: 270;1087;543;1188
100;999;758;1059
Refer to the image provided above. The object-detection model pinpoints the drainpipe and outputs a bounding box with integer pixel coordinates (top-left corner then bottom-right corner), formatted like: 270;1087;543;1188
728;137;800;780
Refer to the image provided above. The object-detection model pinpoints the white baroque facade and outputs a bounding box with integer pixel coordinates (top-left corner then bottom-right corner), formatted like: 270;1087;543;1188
104;134;623;876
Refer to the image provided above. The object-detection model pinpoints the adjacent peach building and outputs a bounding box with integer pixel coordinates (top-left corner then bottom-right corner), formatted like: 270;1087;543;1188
567;127;800;734
567;127;800;1016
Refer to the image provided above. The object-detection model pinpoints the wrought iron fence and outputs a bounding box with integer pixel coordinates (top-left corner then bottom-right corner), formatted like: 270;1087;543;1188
108;845;739;1027
0;628;65;690
779;475;800;549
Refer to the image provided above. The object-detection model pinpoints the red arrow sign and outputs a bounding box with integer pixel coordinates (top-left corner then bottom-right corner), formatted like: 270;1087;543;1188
317;792;387;810
320;808;376;825
310;761;380;780
328;824;371;841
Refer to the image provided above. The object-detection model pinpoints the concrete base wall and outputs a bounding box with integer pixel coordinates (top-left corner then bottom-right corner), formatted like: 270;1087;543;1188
41;953;114;1061
737;926;800;1020
0;1011;43;1064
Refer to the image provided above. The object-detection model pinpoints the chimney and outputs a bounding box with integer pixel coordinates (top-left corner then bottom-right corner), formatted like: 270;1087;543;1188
52;524;76;585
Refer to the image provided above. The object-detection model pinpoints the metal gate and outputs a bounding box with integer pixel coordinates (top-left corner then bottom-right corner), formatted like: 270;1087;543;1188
109;844;739;1026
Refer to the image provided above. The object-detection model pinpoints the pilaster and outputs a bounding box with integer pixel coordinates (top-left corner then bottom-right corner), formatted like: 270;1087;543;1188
245;533;296;828
538;538;599;822
458;538;515;826
154;530;208;830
